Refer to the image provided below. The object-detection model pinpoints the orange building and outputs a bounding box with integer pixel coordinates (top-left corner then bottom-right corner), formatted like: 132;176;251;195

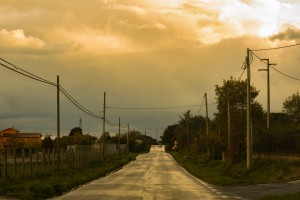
0;127;42;149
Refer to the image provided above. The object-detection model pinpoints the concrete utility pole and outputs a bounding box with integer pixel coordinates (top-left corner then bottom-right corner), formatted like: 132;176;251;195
246;48;252;169
102;92;106;158
56;75;61;169
205;93;210;159
259;59;276;134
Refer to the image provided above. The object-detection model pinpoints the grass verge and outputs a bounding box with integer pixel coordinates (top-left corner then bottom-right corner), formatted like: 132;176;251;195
0;152;138;200
170;151;300;186
260;191;300;200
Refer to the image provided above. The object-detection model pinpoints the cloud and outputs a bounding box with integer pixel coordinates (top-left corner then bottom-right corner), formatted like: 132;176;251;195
269;27;300;41
0;29;45;49
0;29;82;54
0;0;300;137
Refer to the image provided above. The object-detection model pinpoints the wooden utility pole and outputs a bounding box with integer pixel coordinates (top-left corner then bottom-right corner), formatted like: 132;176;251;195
186;114;189;152
56;75;61;168
127;123;129;153
118;117;121;154
227;84;231;163
205;93;210;158
259;59;276;133
246;48;252;169
102;92;106;159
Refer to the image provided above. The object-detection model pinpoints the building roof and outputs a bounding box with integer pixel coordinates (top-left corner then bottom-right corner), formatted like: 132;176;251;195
1;127;20;134
19;133;42;138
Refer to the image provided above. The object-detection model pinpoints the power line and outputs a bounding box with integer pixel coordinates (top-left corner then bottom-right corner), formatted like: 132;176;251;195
250;51;300;82
238;67;246;80
0;62;57;87
250;43;300;51
60;86;103;119
107;103;216;110
0;58;102;119
269;65;300;82
0;58;57;86
197;95;205;115
106;105;201;110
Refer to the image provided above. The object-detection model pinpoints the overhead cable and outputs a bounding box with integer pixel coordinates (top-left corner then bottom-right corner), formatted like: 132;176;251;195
0;58;102;119
250;43;300;51
107;103;216;110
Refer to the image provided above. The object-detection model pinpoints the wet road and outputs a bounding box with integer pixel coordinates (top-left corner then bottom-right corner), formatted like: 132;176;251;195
50;146;242;200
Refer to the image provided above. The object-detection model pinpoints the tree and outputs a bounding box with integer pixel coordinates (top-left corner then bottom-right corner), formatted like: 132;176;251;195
160;124;177;150
214;77;264;160
69;127;83;136
283;92;300;123
42;135;54;149
160;110;208;153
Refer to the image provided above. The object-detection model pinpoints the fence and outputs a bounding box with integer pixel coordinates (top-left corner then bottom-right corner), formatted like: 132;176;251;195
0;146;103;180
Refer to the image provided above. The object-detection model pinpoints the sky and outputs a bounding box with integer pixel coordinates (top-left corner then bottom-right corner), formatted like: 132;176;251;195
0;0;300;139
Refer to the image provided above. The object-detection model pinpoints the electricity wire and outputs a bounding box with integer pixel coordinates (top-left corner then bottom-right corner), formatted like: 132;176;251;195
250;43;300;52
251;51;300;82
0;58;102;119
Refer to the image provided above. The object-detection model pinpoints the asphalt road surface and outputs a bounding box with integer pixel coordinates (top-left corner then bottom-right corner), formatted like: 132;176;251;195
50;146;243;200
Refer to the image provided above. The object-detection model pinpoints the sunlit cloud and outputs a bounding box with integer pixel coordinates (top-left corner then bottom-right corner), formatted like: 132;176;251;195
0;29;45;49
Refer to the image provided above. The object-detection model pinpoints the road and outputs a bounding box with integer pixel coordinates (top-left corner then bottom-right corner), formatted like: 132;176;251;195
50;146;243;200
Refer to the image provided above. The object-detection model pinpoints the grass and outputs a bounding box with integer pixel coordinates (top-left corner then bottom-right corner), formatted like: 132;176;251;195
0;152;138;200
170;151;300;186
260;192;300;200
170;151;300;199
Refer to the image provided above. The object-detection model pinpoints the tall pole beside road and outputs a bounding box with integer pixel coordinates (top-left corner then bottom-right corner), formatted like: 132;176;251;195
227;85;231;163
102;92;106;159
127;123;129;153
118;117;121;154
205;93;210;159
246;48;252;169
259;59;276;133
56;75;61;168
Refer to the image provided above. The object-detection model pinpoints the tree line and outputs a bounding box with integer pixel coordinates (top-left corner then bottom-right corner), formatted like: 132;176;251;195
161;77;300;161
42;127;157;153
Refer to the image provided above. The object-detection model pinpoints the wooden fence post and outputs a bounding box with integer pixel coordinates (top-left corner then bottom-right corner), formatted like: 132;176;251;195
14;148;17;177
43;149;45;172
22;149;25;176
36;149;39;173
4;149;7;179
47;149;50;172
29;149;32;176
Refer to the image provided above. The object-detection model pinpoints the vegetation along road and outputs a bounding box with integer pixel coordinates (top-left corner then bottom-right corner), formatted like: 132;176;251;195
49;146;239;200
48;146;299;200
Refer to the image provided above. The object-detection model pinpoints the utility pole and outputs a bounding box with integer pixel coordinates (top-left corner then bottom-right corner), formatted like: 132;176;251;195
259;59;276;134
102;92;106;159
79;118;82;129
186;114;189;152
127;123;129;153
227;84;231;163
118;117;121;154
246;48;252;169
205;93;210;159
156;128;158;144
56;75;61;169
